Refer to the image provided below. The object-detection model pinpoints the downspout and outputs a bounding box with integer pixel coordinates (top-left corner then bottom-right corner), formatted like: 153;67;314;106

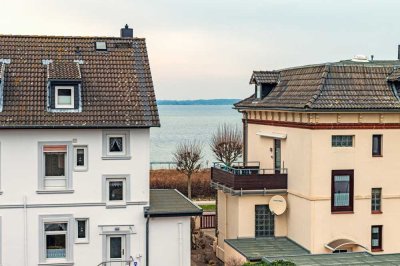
146;215;150;266
178;223;183;266
243;111;248;165
23;196;28;266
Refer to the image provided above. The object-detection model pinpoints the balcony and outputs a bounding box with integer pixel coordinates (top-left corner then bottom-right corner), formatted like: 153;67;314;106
211;162;288;192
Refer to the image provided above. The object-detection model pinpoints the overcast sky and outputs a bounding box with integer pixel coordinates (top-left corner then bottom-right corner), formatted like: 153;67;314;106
2;0;400;100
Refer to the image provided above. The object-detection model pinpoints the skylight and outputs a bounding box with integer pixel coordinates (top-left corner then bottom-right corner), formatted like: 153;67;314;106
95;41;107;51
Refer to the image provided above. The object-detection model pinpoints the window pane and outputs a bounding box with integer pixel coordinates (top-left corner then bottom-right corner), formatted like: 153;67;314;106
109;137;123;152
109;181;123;201
45;153;65;176
334;175;350;207
255;205;274;237
45;223;67;231
77;220;86;238
46;234;66;258
76;149;85;166
332;136;353;147
372;188;382;211
110;237;122;258
58;89;72;105
371;226;381;248
372;135;382;156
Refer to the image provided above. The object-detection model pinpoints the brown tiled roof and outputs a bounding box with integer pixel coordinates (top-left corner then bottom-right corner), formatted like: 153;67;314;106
0;35;159;128
48;62;81;80
236;61;400;111
250;71;280;84
387;68;400;82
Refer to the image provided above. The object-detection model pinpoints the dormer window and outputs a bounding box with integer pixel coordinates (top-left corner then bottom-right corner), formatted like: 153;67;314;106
55;86;74;109
46;61;82;112
256;84;262;99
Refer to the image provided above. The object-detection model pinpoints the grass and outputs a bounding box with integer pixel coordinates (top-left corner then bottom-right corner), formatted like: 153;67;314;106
198;204;216;211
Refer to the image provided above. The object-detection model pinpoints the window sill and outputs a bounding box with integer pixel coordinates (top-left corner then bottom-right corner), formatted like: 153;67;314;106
371;248;383;252
36;190;74;194
372;210;383;214
38;261;74;266
75;240;89;244
102;155;131;160
331;211;354;214
106;203;127;209
73;168;88;172
372;155;383;157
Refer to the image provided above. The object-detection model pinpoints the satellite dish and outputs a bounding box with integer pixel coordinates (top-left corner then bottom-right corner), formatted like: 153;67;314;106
351;55;369;62
269;195;287;215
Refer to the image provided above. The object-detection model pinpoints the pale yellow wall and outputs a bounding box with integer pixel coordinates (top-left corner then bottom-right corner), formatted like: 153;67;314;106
224;243;247;264
244;111;400;254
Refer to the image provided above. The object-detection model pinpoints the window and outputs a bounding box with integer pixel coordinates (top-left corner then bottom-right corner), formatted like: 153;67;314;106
255;205;274;237
39;215;73;264
102;130;130;159
371;225;383;251
256;84;262;99
95;41;107;51
332;135;353;147
372;188;382;213
73;146;88;171
372;135;382;156
331;170;354;213
102;175;130;207
75;218;89;243
55;86;74;109
38;142;72;193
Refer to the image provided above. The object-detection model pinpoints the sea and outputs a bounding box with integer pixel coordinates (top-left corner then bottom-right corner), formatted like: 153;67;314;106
150;105;242;167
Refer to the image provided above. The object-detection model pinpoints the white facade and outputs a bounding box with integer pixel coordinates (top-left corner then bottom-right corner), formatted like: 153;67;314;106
0;128;150;266
148;217;191;266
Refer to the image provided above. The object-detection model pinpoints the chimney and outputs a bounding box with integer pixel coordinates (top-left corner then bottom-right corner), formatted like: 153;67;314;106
398;44;400;60
120;24;133;38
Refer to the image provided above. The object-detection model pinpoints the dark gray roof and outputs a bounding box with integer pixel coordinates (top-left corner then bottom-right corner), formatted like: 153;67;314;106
250;71;280;84
236;60;400;111
225;237;309;261
264;252;400;265
145;189;203;217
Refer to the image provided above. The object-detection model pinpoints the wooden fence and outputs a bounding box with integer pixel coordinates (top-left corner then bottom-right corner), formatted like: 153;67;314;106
200;212;216;229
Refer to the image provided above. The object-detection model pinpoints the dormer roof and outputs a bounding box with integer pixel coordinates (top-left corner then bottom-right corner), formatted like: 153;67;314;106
0;35;159;128
47;61;82;81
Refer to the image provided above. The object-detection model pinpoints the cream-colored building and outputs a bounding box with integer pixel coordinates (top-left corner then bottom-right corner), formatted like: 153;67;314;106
212;55;400;264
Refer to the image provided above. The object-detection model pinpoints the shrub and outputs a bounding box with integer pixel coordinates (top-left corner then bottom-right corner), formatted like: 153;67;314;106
150;169;215;199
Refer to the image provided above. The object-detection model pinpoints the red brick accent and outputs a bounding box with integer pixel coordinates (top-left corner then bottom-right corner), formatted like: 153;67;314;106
246;119;400;130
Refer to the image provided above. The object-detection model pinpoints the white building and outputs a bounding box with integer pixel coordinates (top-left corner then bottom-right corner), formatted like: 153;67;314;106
0;26;201;266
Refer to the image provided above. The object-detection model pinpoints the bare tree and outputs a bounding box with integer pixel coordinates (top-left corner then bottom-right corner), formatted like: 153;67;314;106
173;140;203;199
210;123;242;166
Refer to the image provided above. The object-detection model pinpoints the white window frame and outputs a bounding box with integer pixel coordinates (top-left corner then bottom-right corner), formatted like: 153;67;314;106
55;86;74;109
73;145;88;172
0;217;2;266
37;142;73;194
102;175;131;208
102;130;131;160
39;215;74;265
75;218;89;244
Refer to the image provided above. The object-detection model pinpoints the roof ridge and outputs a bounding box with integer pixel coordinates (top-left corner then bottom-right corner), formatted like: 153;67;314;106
305;64;331;108
0;34;145;40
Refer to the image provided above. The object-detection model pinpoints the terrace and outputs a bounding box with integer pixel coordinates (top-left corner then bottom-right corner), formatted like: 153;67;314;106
211;162;288;194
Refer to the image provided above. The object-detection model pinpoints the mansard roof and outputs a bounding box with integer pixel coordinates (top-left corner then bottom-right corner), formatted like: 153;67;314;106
236;60;400;111
0;34;159;128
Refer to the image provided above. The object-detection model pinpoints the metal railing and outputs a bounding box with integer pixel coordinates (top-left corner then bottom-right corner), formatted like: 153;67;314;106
150;161;177;170
213;162;287;175
97;256;134;266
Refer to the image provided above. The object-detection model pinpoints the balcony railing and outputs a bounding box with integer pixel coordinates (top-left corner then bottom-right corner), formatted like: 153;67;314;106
211;162;288;191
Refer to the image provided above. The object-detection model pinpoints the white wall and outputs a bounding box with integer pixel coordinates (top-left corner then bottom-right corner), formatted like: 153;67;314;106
0;128;150;266
148;216;191;266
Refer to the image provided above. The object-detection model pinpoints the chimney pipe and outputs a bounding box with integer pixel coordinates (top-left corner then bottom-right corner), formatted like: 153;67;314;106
120;24;133;38
398;45;400;60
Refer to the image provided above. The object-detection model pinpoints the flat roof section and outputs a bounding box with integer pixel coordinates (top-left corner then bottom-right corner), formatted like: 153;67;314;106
225;237;309;261
145;189;203;217
264;252;400;265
